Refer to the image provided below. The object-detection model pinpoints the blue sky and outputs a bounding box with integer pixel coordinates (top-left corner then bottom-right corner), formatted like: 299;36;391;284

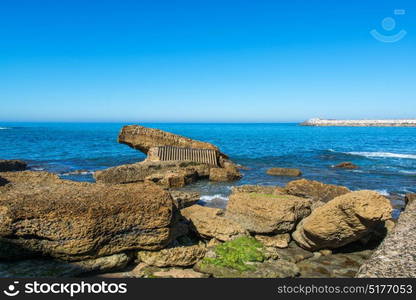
0;0;415;122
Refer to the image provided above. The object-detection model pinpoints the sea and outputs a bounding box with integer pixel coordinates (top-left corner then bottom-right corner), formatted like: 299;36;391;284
1;123;415;217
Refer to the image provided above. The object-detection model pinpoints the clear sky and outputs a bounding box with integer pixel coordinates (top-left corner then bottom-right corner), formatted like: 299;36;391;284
0;0;415;122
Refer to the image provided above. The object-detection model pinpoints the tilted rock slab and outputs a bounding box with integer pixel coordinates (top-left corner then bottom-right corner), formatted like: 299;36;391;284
0;171;173;261
225;192;312;234
285;179;350;202
292;190;392;251
180;205;247;241
356;199;416;278
118;125;220;154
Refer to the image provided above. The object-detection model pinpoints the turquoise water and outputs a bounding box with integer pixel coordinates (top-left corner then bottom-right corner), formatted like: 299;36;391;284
1;123;415;212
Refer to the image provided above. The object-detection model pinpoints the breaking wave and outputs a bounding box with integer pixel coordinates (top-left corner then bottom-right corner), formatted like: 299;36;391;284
345;151;416;160
200;194;229;202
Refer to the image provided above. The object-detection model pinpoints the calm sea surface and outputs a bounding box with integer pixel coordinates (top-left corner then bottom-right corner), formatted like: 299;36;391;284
1;123;415;215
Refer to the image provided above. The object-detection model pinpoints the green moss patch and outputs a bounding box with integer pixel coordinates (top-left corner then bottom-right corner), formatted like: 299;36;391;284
202;236;265;271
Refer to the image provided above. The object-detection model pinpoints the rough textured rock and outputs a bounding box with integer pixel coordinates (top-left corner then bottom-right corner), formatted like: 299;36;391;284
138;244;206;267
0;159;27;172
225;192;311;234
285;179;350;202
266;167;302;177
356;199;416;278
0;172;173;261
180;205;247;241
94;161;209;185
0;253;132;278
293;190;392;251
170;191;200;209
118;125;221;155
0;175;8;186
333;162;359;169
255;234;291;248
209;167;242;182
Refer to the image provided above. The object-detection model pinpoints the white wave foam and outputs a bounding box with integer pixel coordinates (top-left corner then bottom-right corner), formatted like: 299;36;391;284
375;189;390;196
200;194;229;202
0;127;11;130
346;151;416;159
61;170;93;176
399;170;416;175
31;167;45;171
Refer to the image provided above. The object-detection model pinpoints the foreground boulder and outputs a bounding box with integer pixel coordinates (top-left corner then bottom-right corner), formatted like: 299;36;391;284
292;190;392;251
285;179;350;202
0;171;173;261
180;205;246;241
356;198;416;278
0;159;27;172
266;167;302;177
226;192;311;234
405;193;416;205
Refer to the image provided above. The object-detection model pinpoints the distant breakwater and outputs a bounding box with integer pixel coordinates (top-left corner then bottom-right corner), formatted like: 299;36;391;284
301;118;416;127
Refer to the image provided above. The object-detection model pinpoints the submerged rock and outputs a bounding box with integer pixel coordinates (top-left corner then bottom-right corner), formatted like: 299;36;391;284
285;179;350;202
292;190;392;251
0;171;173;261
138;244;206;267
180;205;246;241
226;192;311;234
333;162;359;169
266;167;302;177
0;159;27;172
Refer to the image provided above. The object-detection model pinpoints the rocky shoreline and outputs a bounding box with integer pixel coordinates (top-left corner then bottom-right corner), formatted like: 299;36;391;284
300;118;416;127
0;125;414;278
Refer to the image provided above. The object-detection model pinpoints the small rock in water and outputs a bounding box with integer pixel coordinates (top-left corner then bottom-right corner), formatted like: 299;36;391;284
333;162;359;169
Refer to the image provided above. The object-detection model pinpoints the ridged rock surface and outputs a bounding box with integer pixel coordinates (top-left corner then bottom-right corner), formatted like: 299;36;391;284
225;192;311;234
138;244;206;267
292;190;392;251
356;199;416;278
0;171;173;261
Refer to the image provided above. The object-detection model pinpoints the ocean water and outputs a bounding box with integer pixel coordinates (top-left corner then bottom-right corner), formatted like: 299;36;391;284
1;123;415;213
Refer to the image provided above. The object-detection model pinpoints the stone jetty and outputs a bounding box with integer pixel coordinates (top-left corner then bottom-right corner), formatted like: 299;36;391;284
300;118;416;127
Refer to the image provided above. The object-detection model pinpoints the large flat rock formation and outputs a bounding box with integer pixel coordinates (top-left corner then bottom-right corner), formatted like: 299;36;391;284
301;118;416;127
355;199;416;278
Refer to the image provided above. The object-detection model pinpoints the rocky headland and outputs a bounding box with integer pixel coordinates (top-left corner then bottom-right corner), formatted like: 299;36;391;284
0;125;413;278
301;118;416;127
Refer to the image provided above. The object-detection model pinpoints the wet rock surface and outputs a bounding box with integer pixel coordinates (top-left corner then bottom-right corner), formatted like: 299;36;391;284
333;162;359;169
